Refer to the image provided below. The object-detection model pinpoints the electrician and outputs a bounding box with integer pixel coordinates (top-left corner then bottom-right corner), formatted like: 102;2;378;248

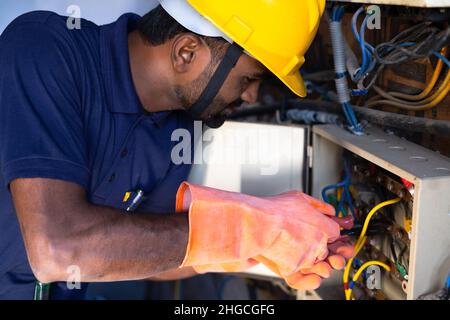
0;0;352;299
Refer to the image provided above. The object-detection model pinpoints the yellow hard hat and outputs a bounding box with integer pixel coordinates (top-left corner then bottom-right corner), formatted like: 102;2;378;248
184;0;326;97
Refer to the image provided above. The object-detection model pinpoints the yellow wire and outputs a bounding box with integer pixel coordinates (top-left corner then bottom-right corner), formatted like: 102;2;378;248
390;47;447;101
337;187;343;201
353;261;391;282
367;47;450;110
374;69;450;106
343;198;401;300
344;238;365;300
347;261;391;299
359;198;401;241
369;68;450;107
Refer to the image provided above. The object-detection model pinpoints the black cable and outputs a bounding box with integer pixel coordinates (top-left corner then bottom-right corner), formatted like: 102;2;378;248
228;99;450;136
357;23;450;91
375;23;437;64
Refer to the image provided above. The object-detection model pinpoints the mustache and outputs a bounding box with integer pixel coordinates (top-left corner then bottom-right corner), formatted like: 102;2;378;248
229;99;244;109
220;99;245;116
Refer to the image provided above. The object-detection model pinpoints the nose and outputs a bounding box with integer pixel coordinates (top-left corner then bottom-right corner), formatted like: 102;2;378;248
240;81;261;105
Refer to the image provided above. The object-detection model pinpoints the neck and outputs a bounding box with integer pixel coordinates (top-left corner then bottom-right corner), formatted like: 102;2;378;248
128;30;180;113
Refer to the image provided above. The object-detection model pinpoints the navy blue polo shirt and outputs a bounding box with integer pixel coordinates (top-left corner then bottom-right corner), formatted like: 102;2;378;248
0;11;194;299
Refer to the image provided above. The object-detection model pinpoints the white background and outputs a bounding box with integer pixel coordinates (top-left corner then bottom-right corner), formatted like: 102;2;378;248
0;0;159;34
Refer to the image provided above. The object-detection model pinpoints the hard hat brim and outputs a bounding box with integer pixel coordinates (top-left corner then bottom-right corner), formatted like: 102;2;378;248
279;72;307;98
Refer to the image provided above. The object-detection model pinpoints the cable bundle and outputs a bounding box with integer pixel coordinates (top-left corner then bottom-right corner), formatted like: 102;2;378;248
375;23;449;65
368;46;450;110
364;23;450;110
344;6;450;111
329;6;364;134
343;198;401;300
327;5;450;121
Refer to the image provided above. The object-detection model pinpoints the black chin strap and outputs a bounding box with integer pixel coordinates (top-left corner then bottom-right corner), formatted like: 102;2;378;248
188;43;243;127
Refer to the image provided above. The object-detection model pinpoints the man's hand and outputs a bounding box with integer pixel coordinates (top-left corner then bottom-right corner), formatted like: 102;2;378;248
283;226;355;290
174;182;354;290
11;178;189;283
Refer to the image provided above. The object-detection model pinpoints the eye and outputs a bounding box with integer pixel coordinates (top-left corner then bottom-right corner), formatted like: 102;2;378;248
242;76;252;84
242;76;259;86
239;76;262;92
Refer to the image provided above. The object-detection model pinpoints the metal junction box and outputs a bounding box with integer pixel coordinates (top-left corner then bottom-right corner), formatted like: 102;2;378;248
312;124;450;299
188;122;450;299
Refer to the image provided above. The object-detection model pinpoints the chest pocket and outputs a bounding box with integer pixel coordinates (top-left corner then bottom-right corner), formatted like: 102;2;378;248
90;116;175;210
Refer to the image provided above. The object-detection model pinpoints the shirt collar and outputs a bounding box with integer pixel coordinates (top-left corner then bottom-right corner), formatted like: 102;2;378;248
100;13;144;114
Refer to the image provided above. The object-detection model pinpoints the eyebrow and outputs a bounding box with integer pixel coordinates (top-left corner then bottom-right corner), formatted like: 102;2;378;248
248;71;268;79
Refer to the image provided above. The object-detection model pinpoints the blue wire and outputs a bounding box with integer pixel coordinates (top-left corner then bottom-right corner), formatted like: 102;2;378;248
352;6;376;80
332;5;345;22
352;7;365;42
395;42;450;68
359;15;371;74
336;193;347;217
433;51;450;68
331;6;364;133
338;6;345;20
353;258;362;269
358;17;375;77
322;181;347;203
321;160;359;221
331;6;338;21
342;162;358;221
342;103;353;126
343;187;357;221
343;102;362;133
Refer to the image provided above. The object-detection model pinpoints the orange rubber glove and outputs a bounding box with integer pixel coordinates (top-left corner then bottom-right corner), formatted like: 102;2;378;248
176;182;354;289
251;191;355;290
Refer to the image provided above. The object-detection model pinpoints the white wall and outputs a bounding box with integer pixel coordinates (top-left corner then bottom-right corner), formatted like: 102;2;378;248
0;0;159;34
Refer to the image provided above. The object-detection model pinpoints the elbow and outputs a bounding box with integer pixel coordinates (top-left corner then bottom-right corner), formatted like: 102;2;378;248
31;264;58;284
26;235;75;284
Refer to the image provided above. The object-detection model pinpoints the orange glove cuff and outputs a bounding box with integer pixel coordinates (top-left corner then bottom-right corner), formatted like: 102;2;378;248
175;182;280;267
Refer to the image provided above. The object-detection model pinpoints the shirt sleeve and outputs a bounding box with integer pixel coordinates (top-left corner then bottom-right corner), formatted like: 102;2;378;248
0;16;90;189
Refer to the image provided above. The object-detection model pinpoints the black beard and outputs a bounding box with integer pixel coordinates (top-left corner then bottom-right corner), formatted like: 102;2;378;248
204;114;227;129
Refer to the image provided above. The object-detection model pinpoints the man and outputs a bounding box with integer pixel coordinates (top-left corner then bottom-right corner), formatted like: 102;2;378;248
0;0;351;299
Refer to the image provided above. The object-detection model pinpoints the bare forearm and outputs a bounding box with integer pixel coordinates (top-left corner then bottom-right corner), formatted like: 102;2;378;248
11;178;189;283
60;204;190;282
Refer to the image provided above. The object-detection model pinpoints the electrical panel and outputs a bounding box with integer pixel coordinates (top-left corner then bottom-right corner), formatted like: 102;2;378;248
187;122;450;299
329;0;450;8
312;124;450;299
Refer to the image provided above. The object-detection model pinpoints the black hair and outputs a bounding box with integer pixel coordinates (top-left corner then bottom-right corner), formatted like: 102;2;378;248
138;5;228;65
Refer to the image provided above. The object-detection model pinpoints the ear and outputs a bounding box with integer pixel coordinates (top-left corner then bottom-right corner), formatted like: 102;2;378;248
171;34;207;73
